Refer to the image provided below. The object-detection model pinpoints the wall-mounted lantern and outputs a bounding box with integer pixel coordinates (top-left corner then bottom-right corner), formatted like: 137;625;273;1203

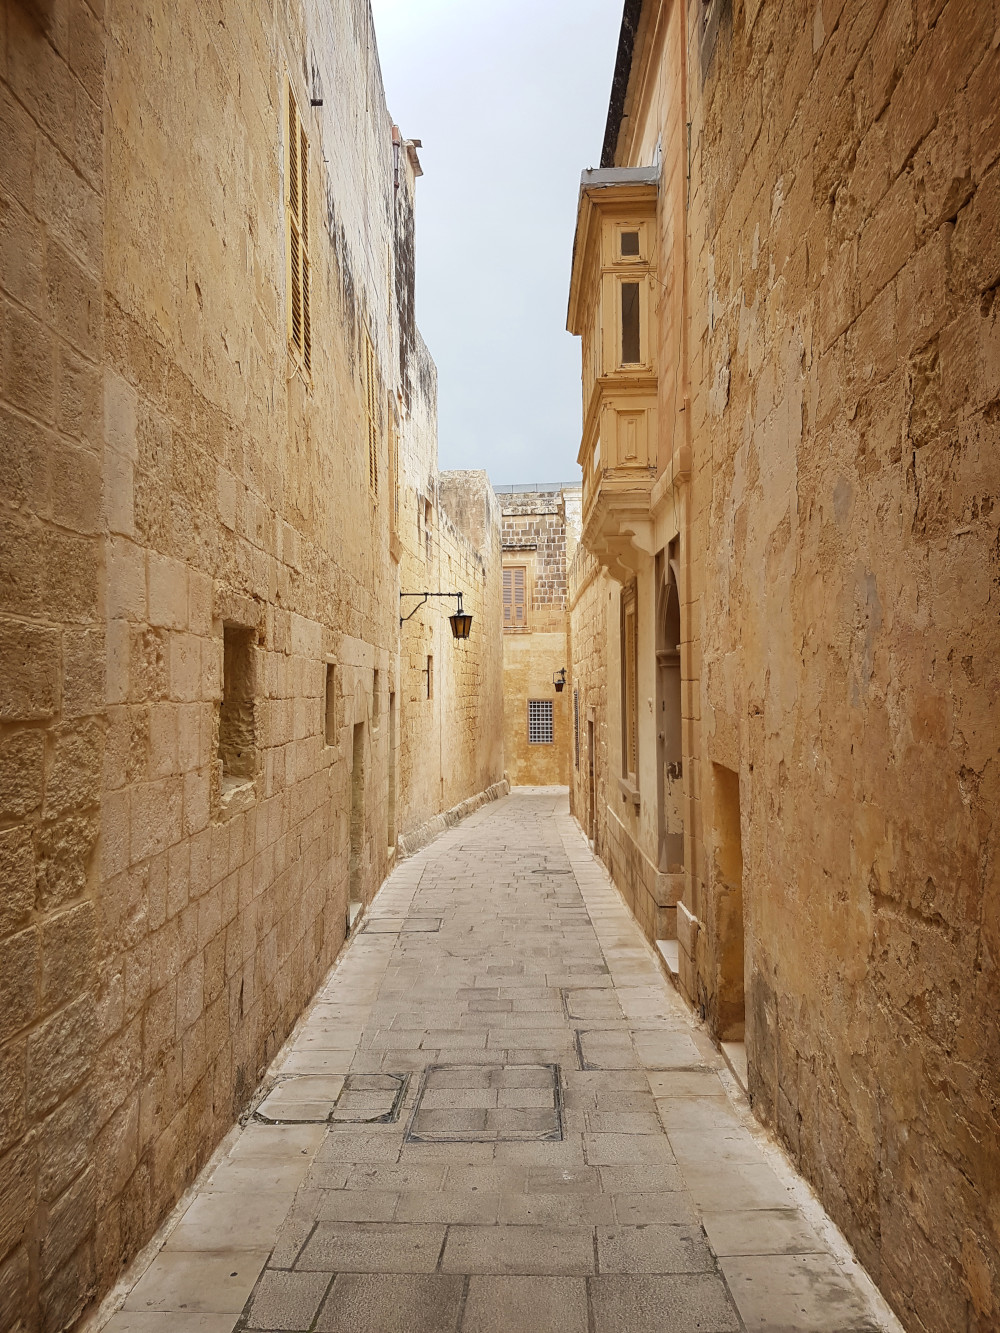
553;668;567;693
400;591;472;641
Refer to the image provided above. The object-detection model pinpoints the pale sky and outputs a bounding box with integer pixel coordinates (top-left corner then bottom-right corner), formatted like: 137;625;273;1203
369;0;623;487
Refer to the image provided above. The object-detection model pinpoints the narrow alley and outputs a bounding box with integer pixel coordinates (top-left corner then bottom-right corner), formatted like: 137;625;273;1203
103;790;899;1333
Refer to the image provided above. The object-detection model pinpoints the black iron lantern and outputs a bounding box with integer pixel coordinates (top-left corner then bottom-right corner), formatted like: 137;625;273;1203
449;594;472;640
553;668;567;693
400;590;472;640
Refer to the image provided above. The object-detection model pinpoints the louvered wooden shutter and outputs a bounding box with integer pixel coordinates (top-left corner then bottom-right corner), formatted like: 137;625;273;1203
503;567;526;628
512;566;525;626
300;124;311;370
286;86;310;370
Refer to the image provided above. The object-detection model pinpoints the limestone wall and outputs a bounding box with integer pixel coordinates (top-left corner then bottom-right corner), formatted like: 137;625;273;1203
0;0;502;1326
576;0;1000;1328
688;3;1000;1325
567;546;610;845
500;490;579;786
396;455;504;839
1;0;109;1324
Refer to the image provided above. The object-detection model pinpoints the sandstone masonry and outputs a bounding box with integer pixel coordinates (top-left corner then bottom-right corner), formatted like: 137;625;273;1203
499;486;581;787
0;1;503;1328
567;2;1000;1330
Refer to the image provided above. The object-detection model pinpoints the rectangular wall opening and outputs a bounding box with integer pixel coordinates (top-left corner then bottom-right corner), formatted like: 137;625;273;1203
713;763;745;1042
426;654;434;700
219;626;256;791
324;662;337;745
349;721;366;924
372;668;381;728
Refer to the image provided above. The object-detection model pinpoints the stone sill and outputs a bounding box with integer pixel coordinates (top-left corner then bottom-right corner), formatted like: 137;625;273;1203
617;776;640;807
218;776;256;820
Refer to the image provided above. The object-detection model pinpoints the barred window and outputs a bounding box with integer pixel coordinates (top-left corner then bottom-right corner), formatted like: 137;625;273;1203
528;699;553;745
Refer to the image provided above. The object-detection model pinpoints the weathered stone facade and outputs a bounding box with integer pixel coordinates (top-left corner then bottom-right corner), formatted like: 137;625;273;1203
0;1;503;1328
568;2;1000;1330
499;487;580;787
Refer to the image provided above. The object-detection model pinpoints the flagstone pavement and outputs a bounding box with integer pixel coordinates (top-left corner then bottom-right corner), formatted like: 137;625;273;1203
100;789;902;1333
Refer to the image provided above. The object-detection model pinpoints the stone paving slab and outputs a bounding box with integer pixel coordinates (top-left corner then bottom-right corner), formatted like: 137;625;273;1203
99;791;903;1333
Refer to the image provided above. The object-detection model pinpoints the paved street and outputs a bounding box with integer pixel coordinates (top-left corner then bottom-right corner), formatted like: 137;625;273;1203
103;790;899;1333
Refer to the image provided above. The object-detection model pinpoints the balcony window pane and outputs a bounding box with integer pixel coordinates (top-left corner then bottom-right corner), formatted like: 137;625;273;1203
621;230;640;256
621;281;640;364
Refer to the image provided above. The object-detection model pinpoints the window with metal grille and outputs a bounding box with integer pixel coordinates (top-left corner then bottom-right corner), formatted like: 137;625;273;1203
573;688;580;768
528;699;553;745
285;84;311;372
365;335;378;500
503;566;527;628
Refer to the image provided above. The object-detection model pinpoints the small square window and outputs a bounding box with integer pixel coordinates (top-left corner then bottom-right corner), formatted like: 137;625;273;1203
528;700;554;745
620;230;640;257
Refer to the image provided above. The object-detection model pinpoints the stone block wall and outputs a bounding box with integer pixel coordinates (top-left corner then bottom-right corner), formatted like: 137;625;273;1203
0;0;504;1327
685;2;1000;1326
1;1;107;1326
500;489;579;786
567;545;609;844
500;493;575;612
570;0;999;1326
396;457;504;840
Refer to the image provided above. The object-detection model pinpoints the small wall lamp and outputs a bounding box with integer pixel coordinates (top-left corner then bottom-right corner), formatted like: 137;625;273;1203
553;668;567;693
400;591;472;641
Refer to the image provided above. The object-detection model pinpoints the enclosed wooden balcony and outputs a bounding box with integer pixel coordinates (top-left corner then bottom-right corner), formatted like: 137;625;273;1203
567;166;659;580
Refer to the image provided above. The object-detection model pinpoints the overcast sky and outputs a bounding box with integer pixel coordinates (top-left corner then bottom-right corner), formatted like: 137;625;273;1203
370;0;623;487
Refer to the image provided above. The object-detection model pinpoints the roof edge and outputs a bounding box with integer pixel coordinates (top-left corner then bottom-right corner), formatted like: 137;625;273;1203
600;0;645;169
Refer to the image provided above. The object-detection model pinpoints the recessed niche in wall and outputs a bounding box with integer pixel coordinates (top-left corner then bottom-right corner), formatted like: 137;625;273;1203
219;625;256;801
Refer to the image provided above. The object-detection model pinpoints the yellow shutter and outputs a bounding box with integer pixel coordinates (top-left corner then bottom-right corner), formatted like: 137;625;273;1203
286;84;310;371
300;124;311;371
